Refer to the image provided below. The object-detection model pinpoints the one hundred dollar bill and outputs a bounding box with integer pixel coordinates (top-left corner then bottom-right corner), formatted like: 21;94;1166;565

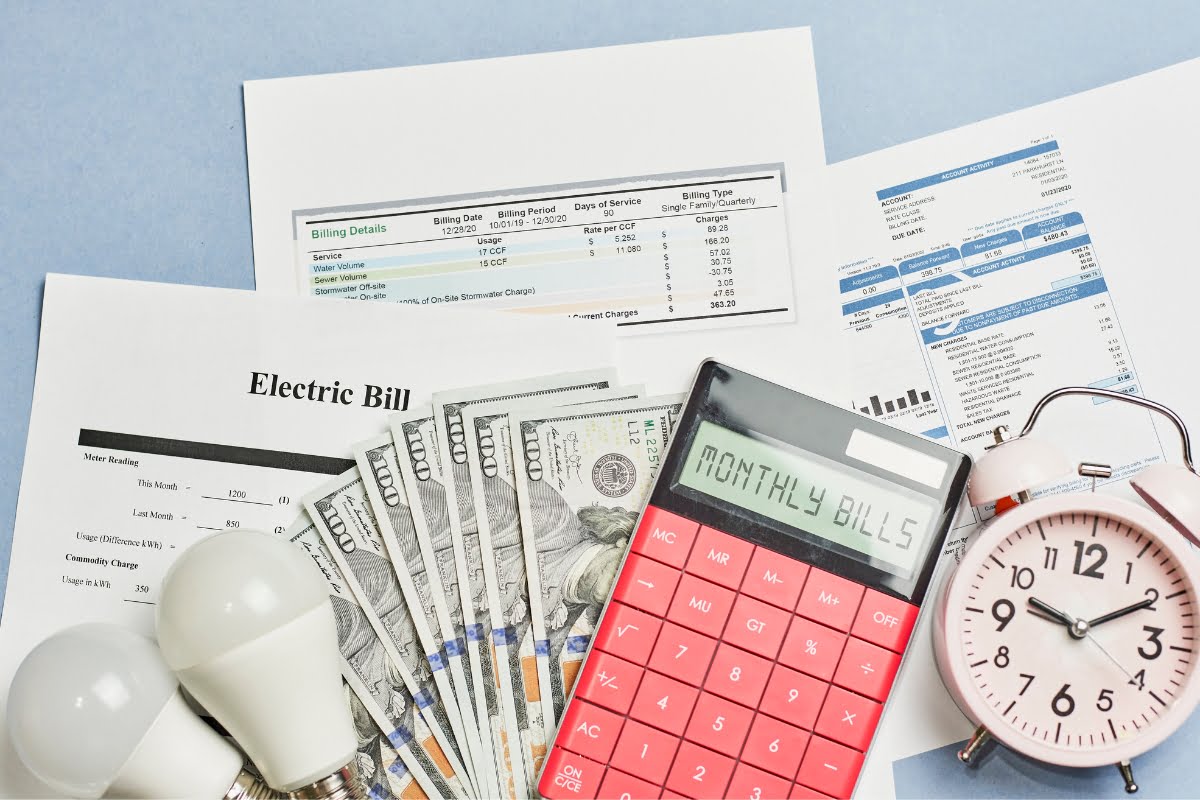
280;514;463;800
302;471;475;798
432;370;617;799
354;434;486;792
346;687;418;800
460;385;642;795
391;408;495;799
510;394;684;742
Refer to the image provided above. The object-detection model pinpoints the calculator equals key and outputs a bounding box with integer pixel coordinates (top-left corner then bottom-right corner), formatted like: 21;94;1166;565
538;360;971;799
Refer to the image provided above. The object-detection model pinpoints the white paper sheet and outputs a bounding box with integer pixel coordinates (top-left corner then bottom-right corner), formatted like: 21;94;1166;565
0;274;614;796
245;28;830;393
809;58;1200;799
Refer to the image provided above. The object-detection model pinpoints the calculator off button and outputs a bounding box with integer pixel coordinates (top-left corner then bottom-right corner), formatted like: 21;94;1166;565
632;505;700;569
851;588;919;653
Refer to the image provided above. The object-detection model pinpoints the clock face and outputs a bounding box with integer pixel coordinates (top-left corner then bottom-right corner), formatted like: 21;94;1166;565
959;508;1196;755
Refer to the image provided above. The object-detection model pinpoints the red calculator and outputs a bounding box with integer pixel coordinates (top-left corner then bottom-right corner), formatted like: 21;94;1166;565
537;361;970;799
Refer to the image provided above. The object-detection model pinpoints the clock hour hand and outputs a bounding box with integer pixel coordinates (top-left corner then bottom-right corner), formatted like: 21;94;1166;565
1087;598;1155;628
1026;597;1076;627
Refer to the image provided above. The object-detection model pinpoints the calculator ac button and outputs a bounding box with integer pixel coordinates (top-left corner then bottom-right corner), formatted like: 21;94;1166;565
609;719;679;784
685;526;754;588
740;547;810;610
665;741;736;799
814;686;883;752
795;568;865;631
538;747;605;800
779;616;847;681
632;505;700;569
832;637;901;703
850;588;918;653
795;736;863;799
593;602;662;663
556;699;625;763
665;573;736;638
723;594;790;658
648;622;718;687
612;553;680;617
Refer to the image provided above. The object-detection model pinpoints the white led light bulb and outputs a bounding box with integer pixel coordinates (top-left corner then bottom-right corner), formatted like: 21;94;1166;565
6;622;274;799
156;530;359;797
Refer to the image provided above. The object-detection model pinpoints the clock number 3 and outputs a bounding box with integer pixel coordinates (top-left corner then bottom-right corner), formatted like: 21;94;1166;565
1139;626;1164;660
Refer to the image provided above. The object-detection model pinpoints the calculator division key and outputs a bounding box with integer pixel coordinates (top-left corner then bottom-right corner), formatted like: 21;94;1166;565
685;525;754;588
703;643;772;708
648;622;718;686
556;699;625;763
665;741;736;798
630;669;700;736
851;588;919;653
779;616;846;681
609;718;680;784
666;573;736;638
741;547;810;610
539;747;605;799
594;602;662;663
795;568;865;631
613;553;681;617
813;686;883;752
741;713;809;780
727;763;793;800
575;651;644;714
760;664;828;730
832;636;901;703
598;767;663;800
682;691;754;752
795;736;863;799
632;505;700;568
723;594;790;658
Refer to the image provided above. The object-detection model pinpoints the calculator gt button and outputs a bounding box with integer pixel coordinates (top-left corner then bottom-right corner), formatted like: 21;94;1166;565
648;622;718;686
741;713;809;779
814;686;882;752
723;594;790;658
556;699;625;763
741;547;810;610
632;505;700;568
851;588;919;653
610;719;680;783
539;748;605;799
666;573;736;637
761;665;828;730
594;602;662;663
796;736;863;799
575;651;644;714
683;692;754;752
665;741;735;798
630;670;699;736
795;568;865;631
613;553;680;617
703;643;772;707
598;767;662;800
779;617;846;681
727;763;793;800
685;526;754;588
832;637;901;703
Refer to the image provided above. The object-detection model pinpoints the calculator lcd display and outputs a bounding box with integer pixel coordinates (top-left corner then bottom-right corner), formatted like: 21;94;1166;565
678;420;938;574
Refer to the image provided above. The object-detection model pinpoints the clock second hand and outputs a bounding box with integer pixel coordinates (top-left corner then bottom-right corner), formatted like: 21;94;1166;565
1026;598;1138;681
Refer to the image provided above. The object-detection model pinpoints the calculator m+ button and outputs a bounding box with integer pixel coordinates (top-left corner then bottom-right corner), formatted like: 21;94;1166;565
796;568;864;631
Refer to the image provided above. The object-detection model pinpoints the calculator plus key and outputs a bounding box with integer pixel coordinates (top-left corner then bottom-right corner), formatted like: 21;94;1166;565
633;505;700;568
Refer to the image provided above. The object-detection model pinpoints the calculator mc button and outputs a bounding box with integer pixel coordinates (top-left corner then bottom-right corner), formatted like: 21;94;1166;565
632;505;700;569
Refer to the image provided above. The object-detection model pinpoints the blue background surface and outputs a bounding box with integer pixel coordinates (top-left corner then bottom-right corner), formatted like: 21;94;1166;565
2;3;1200;793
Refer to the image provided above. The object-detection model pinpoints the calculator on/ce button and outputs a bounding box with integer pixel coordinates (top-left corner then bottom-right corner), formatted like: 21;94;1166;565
537;361;971;799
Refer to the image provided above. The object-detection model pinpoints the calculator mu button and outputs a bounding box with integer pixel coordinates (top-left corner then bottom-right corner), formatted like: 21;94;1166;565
594;602;662;663
685;526;753;588
665;573;735;638
538;748;605;800
741;547;810;610
851;588;918;653
779;617;846;681
649;622;718;686
795;568;865;631
814;686;882;752
609;718;679;784
723;594;790;658
632;505;700;569
612;553;680;617
575;651;644;715
630;669;699;736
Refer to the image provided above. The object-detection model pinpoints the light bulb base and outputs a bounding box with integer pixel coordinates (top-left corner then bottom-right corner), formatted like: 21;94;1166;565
225;766;286;799
285;763;363;800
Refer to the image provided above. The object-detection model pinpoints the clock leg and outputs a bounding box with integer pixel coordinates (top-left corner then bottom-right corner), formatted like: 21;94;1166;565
956;725;993;765
1117;761;1137;794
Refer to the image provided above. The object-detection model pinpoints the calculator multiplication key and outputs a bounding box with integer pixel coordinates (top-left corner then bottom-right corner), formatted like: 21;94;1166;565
814;686;883;752
632;505;700;568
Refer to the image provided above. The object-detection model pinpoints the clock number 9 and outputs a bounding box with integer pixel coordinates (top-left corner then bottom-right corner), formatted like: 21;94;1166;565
991;598;1015;631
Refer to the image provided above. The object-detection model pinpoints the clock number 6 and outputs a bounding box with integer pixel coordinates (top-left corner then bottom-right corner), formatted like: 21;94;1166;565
1052;684;1076;717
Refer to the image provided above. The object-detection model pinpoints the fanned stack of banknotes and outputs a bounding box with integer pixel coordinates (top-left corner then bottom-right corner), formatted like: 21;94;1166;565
273;369;683;799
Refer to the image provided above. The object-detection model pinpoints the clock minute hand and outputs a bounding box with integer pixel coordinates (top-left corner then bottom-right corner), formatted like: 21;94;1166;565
1087;598;1155;628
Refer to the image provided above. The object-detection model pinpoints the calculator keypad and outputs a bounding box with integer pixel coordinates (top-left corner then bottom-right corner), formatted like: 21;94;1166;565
540;504;920;800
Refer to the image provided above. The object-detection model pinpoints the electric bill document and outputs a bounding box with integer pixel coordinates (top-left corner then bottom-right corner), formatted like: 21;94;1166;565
246;28;825;342
811;58;1200;799
0;275;613;797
